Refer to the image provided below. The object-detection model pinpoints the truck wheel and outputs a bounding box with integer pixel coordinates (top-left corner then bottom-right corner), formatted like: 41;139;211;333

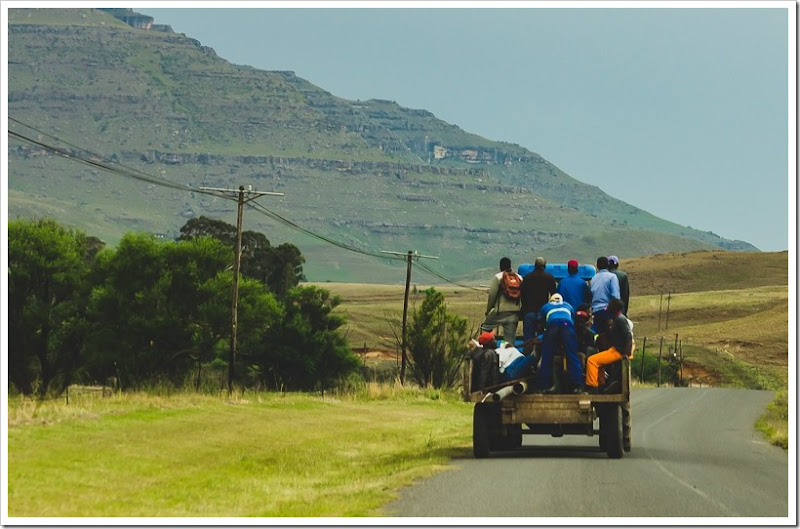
473;403;492;458
604;404;624;459
622;401;632;452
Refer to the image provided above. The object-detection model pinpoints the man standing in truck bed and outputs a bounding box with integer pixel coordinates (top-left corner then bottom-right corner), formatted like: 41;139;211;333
590;256;620;333
520;257;557;342
537;293;585;393
480;257;523;343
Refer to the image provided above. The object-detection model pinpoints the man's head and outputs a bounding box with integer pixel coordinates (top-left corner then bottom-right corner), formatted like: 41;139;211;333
499;257;512;272
596;256;609;270
549;293;563;304
567;259;579;274
534;257;546;270
478;330;496;348
608;297;624;315
608;255;619;270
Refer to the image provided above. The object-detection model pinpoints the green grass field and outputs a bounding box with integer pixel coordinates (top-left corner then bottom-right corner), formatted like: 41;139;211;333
7;388;472;518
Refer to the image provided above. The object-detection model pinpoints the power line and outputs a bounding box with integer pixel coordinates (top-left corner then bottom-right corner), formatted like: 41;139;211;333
245;201;402;262
7;118;482;286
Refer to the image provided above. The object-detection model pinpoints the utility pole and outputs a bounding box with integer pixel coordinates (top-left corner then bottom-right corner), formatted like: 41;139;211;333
381;250;438;385
199;185;283;394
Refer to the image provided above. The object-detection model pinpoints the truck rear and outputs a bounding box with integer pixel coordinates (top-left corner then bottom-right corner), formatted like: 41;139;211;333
463;354;632;459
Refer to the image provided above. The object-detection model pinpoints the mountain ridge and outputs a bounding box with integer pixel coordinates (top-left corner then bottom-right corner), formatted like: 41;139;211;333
6;8;758;283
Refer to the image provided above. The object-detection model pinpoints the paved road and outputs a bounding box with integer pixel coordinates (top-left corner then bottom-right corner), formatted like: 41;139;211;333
386;388;789;519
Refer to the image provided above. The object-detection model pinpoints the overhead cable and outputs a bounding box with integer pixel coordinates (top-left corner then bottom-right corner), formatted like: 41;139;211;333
8;117;484;282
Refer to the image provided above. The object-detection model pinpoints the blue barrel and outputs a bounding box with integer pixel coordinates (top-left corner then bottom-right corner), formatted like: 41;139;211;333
517;263;596;281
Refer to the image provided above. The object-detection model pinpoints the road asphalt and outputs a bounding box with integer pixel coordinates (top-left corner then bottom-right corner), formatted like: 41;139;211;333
385;387;790;521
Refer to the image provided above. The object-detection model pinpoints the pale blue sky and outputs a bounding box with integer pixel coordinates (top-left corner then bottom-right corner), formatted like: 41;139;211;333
149;2;794;252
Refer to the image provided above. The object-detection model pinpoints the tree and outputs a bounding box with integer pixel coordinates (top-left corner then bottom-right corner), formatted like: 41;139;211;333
256;285;359;392
86;234;232;388
265;243;305;298
193;272;283;390
8;219;98;396
178;216;305;297
406;288;470;389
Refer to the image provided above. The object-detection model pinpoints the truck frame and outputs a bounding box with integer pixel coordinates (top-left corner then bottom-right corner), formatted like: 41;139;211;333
463;355;632;459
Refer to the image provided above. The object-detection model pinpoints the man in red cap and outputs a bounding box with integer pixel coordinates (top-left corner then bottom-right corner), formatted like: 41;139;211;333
557;259;591;311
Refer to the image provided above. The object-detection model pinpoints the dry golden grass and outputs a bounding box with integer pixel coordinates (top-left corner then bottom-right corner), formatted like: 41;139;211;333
318;250;790;386
623;249;788;295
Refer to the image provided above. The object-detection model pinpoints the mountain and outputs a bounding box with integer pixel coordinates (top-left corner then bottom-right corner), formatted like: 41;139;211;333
6;8;758;283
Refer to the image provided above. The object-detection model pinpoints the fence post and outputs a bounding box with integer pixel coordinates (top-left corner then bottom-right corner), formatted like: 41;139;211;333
658;292;663;332
640;337;647;382
673;333;679;386
657;337;664;387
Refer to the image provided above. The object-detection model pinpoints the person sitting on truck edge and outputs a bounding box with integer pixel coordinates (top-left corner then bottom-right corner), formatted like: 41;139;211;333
574;305;599;359
537;293;585;394
585;297;633;393
480;257;523;343
478;331;535;382
590;256;620;334
557;259;591;311
468;331;501;391
520;257;557;342
607;255;630;316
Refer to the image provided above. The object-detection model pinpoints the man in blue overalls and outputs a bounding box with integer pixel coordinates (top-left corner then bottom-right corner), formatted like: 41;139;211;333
537;293;586;394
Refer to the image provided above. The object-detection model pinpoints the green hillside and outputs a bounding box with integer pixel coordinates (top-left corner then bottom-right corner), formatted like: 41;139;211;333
6;8;758;283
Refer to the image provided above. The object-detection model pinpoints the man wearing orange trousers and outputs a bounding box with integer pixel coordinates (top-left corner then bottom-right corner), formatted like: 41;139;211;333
586;297;633;391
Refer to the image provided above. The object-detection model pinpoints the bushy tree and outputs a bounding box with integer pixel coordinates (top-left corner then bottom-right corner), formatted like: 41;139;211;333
178;216;305;297
256;285;359;392
8;219;98;396
406;288;470;389
86;234;232;388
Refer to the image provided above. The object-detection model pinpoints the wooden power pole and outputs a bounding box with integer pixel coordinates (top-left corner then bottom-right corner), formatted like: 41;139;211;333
199;185;283;394
381;250;438;385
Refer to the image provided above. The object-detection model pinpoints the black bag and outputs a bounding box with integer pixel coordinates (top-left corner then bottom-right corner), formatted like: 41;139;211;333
469;347;499;391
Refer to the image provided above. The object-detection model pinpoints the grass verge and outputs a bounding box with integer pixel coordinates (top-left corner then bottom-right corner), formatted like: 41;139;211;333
7;387;472;518
755;389;789;449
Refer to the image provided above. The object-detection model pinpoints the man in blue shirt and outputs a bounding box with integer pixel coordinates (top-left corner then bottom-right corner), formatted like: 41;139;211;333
608;255;630;316
537;293;585;393
557;259;591;311
590;256;620;334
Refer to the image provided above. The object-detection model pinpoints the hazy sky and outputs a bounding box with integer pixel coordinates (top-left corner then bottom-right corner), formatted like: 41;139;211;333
148;2;794;252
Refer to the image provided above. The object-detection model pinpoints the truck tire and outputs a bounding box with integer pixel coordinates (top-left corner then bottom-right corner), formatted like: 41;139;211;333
604;404;624;459
622;401;632;452
473;403;492;458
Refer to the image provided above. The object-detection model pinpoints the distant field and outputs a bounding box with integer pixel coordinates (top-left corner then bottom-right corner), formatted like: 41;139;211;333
319;250;790;388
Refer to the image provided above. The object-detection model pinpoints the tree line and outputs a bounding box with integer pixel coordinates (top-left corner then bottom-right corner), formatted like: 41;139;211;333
8;217;361;397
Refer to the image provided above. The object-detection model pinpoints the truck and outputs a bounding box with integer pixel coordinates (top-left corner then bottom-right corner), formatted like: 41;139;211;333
463;262;632;459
